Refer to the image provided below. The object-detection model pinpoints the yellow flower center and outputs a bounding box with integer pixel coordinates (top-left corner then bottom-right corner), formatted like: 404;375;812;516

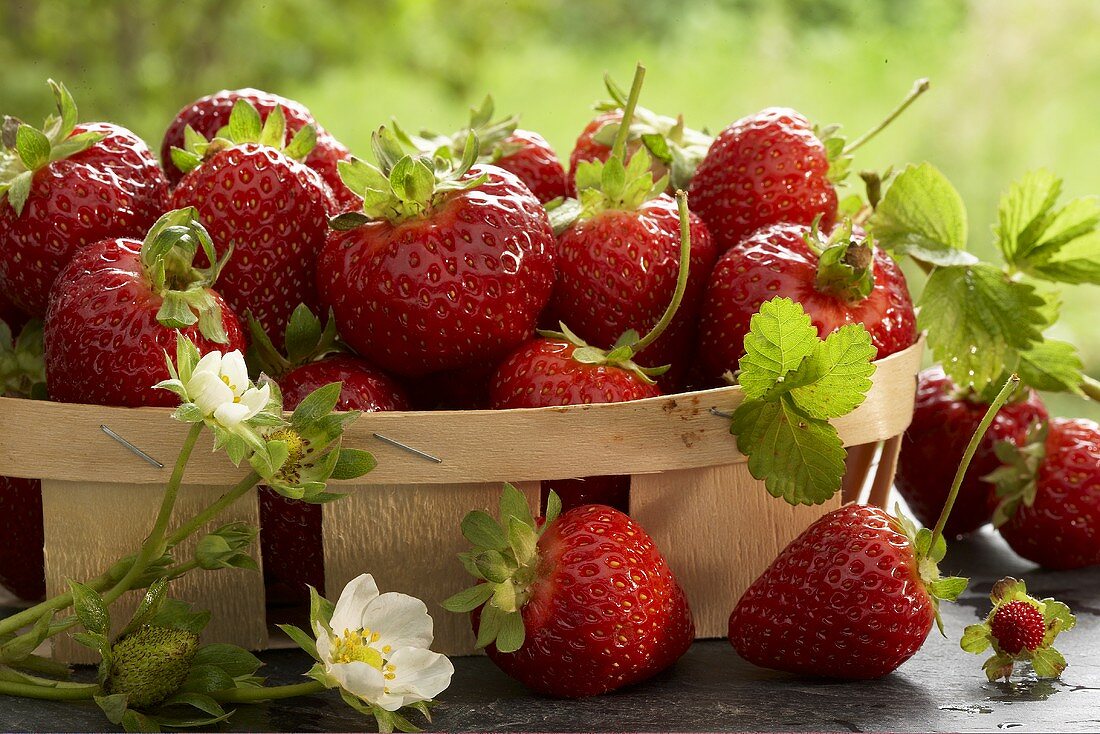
267;427;307;483
331;627;384;669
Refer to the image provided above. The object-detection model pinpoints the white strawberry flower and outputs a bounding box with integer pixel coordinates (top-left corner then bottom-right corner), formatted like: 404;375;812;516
313;574;453;713
184;350;270;429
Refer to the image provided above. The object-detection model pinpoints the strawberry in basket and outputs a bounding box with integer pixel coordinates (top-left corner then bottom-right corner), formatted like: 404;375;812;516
45;208;245;406
247;305;410;605
0;80;169;317
443;484;694;697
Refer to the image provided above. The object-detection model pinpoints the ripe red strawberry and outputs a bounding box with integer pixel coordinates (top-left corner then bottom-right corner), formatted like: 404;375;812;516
169;100;332;349
44;208;245;407
895;367;1048;538
0;81;169;316
696;222;917;385
989;418;1100;570
493;129;568;204
990;600;1046;655
443;485;694;698
317;129;556;377
161;87;357;209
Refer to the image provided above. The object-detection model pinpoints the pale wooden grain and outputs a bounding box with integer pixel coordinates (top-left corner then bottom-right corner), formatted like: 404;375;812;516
323;481;540;657
0;340;923;485
841;442;881;504
41;480;267;664
868;434;904;509
631;464;841;639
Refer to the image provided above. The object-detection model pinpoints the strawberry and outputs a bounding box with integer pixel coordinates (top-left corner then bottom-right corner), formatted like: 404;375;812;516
317;129;556;377
548;65;717;390
397;96;567;204
962;577;1076;681
988;417;1100;570
160;87;357;209
567;73;712;193
895;367;1048;538
729;375;1022;679
169;100;332;349
44;208;245;407
443;485;694;698
696;221;916;385
0;81;169;316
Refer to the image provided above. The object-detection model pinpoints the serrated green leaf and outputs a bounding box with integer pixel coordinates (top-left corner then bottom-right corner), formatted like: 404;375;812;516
460;510;507;551
930;575;968;602
918;264;1046;392
121;709;158;733
473;550;510;584
181;663;236;694
290;382;342;427
788;324;876;420
995;169;1061;263
330;448;377;480
1042;599;1076;634
440;583;494;613
982;653;1015;682
15;124;50;170
191;643;263;678
1017;340;1084;394
1029;231;1100;285
119;579;169;638
68;580;110;637
95;693;130;724
737;297;819;399
961;623;992;653
1030;646;1067;679
162;691;227;719
1023;195;1100;264
869;162;973;265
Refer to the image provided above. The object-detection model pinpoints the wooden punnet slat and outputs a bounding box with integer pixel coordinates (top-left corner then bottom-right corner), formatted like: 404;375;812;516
0;340;922;661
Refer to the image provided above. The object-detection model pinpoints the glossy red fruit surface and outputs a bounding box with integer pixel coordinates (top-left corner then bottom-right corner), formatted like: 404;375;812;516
478;504;694;698
547;195;715;389
0;123;168;316
0;475;44;601
990;600;1046;654
171;144;331;348
689;107;837;253
279;355;411;412
696;223;916;385
729;504;934;679
494;130;568;204
317;165;556;376
896;368;1048;538
999;418;1100;570
568;111;670;193
44;238;245;407
160;88;356;208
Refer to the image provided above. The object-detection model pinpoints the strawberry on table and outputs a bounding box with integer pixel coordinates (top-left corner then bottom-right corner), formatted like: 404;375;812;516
44;208;245;407
0;80;169;316
317;129;556;377
161;87;357;209
895;367;1049;538
696;221;916;386
988;418;1100;570
443;484;694;698
170;100;332;349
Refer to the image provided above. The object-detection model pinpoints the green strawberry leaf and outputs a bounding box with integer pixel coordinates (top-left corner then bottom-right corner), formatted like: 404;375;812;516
869;162;976;266
1017;339;1084;395
736;297;819;400
917;263;1046;392
1028;231;1100;285
961;623;992;654
787;324;876;420
1030;646;1068;679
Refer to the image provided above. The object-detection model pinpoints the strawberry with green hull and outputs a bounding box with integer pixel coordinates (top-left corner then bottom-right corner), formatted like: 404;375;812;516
170;100;332;350
697;221;916;386
443;485;694;698
895;367;1049;538
317;129;556;377
988;418;1100;570
0;80;169;316
729;374;1022;679
44;208;245;407
161;87;358;209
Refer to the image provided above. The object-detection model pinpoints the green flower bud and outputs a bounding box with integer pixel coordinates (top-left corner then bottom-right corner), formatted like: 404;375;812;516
104;625;199;709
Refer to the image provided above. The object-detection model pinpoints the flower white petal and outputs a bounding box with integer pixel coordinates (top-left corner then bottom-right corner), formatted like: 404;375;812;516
187;371;235;415
377;647;454;711
213;401;251;428
363;592;434;652
219;351;249;393
330;574;381;634
192;351;223;377
238;383;270;419
327;660;386;703
315;625;333;662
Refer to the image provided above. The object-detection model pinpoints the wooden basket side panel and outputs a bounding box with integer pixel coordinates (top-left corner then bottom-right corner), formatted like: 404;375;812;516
41;480;267;664
630;465;840;640
322;481;539;657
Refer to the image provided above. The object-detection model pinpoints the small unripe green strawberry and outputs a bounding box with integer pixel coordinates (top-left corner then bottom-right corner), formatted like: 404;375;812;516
104;625;199;708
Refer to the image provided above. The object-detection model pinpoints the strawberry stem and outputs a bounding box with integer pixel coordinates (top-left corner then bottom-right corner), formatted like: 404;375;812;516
843;78;930;155
929;373;1020;549
1081;374;1100;402
609;63;646;162
632;190;691;353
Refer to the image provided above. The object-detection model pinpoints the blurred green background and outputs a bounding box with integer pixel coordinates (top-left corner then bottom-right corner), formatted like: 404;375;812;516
2;0;1097;417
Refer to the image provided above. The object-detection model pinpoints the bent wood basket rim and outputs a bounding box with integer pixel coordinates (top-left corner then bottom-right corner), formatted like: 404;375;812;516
0;339;923;486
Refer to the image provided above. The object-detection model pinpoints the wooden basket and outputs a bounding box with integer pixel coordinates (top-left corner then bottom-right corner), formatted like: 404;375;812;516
0;341;922;663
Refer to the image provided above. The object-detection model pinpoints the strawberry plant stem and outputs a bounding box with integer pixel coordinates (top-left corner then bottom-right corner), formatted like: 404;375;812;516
929;373;1020;550
609;64;646;161
843;78;930;155
0;680;97;701
212;680;325;702
1082;374;1100;402
164;470;263;549
632;190;692;353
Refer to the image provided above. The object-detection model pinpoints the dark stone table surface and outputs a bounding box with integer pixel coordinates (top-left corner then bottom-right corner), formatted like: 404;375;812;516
2;530;1098;733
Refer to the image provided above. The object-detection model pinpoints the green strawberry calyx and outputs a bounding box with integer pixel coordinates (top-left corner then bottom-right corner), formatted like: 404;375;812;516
441;483;562;654
1;79;107;216
331;126;489;226
0;319;47;399
961;577;1076;681
805;217;876;304
140;208;233;344
393;95;524;165
986;419;1049;528
169;99;317;175
247;304;342;380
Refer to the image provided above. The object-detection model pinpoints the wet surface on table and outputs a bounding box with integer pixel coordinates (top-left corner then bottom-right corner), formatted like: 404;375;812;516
2;530;1098;732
